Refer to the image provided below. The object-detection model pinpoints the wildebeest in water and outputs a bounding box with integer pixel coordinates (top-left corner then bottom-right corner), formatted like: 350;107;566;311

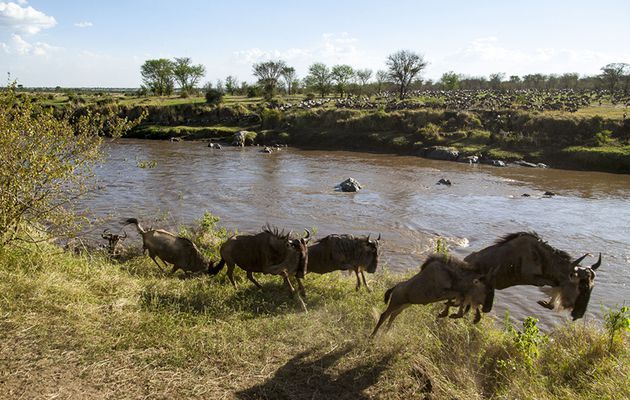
464;232;602;320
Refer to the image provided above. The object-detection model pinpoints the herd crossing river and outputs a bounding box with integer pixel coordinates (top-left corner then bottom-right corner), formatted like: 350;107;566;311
82;139;630;327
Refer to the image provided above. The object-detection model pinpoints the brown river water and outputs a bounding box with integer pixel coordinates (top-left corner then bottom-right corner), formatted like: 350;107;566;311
83;139;630;326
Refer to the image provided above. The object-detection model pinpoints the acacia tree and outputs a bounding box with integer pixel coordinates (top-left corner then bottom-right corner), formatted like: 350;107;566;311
141;58;175;95
281;66;297;95
600;63;629;93
225;75;239;95
252;60;287;100
375;70;389;92
173;57;206;95
0;85;142;246
305;63;332;97
331;64;354;97
355;68;372;95
386;50;427;99
440;71;460;90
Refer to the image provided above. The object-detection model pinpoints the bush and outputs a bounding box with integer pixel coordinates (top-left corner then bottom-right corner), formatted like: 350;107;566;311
247;85;261;98
205;88;224;105
261;108;284;129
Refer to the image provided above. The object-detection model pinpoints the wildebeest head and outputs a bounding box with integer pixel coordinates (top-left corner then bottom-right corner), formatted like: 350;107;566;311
101;228;127;255
569;253;601;320
289;229;311;278
364;233;381;273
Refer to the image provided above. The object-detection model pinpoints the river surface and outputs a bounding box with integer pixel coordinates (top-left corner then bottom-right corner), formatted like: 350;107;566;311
84;139;630;326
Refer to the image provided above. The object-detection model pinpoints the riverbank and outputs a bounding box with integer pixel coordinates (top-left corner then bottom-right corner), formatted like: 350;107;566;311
1;217;628;399
122;104;630;173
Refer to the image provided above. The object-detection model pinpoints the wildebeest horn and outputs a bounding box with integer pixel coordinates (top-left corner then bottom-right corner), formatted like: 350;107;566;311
572;253;590;267
120;230;127;239
303;229;311;240
101;229;111;239
590;253;601;270
377;233;381;241
367;234;371;242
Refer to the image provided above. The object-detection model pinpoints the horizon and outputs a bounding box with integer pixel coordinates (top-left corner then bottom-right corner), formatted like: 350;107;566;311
1;0;630;88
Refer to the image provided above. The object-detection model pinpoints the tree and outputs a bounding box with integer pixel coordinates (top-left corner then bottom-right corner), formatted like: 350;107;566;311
0;85;142;246
141;59;175;96
281;66;297;95
225;76;239;95
375;70;389;92
305;63;332;97
489;72;505;89
252;60;287;100
386;50;427;99
331;64;354;97
355;69;372;94
439;71;460;90
600;63;629;93
172;57;205;95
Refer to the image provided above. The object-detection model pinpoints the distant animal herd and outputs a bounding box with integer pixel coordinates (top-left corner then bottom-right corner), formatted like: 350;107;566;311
120;218;601;335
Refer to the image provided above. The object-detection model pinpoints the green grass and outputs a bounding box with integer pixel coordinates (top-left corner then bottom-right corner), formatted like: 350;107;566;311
0;217;628;399
561;145;630;172
131;124;245;139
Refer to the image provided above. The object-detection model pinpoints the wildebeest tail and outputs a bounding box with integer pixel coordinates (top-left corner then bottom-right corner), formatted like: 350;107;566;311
384;285;396;304
208;258;225;275
124;218;145;234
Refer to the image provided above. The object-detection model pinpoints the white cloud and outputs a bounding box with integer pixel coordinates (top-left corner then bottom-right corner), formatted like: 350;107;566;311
3;33;59;56
0;2;56;34
74;21;93;28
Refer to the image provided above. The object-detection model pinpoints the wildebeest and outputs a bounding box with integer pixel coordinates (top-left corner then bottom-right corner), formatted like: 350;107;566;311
307;234;380;291
211;226;311;297
101;228;127;257
371;254;496;337
125;218;213;274
464;232;602;320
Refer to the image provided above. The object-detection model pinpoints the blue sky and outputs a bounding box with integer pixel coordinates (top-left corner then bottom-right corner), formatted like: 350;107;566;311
1;0;629;87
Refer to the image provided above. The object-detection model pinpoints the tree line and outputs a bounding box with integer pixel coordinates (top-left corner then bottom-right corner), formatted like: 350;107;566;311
140;53;630;100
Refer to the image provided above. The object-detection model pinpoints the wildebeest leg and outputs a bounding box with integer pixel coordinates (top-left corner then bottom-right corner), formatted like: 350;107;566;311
246;271;263;289
537;299;555;310
170;264;179;274
226;263;237;288
371;301;405;337
150;256;165;272
473;307;482;324
282;271;296;295
360;271;372;292
354;268;362;291
296;277;306;298
386;304;411;331
438;300;455;318
450;302;471;319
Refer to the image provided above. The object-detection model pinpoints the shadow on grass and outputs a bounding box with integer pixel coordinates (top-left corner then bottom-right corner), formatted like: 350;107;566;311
236;345;396;400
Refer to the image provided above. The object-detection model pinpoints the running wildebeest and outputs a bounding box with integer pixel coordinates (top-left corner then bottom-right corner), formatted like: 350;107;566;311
125;218;213;274
307;233;381;291
371;254;497;337
211;226;311;297
464;232;602;320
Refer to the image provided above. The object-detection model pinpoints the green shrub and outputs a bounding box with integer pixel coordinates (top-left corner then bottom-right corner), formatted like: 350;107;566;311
605;305;630;351
261;108;284;129
205;88;224;105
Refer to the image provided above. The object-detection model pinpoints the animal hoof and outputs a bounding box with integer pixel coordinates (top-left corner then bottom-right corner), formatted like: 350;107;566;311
537;300;554;310
449;313;462;319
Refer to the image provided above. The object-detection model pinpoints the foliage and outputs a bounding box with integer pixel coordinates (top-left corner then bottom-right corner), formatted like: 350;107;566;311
141;59;175;96
386;50;428;99
305;62;333;97
504;316;548;370
605;305;630;351
253;60;288;100
261;108;284;129
205;87;224;105
172;57;206;94
440;71;461;90
331;64;355;97
0;85;140;245
435;237;449;255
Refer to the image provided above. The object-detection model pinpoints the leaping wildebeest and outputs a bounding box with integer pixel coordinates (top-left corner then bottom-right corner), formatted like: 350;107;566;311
464;232;602;320
211;225;311;298
307;234;381;291
371;254;497;337
125;218;214;275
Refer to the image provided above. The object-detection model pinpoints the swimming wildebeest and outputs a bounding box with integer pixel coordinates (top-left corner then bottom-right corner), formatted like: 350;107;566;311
371;254;496;337
211;225;311;297
464;232;602;320
125;218;213;274
307;233;381;291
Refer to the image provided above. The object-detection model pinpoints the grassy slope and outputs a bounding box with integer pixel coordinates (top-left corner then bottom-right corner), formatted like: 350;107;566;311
0;239;628;400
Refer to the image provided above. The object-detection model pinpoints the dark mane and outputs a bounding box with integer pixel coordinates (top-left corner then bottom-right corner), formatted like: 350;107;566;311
496;231;572;262
262;224;290;240
421;253;473;270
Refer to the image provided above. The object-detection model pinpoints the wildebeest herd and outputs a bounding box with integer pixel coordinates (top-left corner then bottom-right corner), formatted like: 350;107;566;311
122;218;602;335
